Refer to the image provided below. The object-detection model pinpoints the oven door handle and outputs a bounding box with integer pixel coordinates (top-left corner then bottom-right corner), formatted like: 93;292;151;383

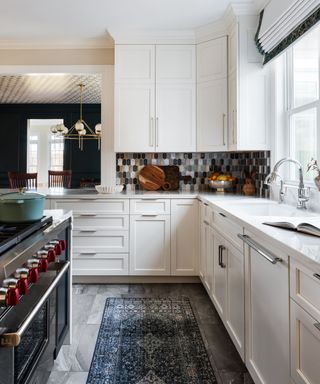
0;261;70;348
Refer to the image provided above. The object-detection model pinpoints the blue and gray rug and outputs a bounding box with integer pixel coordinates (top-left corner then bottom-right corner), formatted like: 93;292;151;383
87;297;217;384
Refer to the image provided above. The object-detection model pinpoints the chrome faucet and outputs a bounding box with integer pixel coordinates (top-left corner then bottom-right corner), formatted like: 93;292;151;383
264;157;309;209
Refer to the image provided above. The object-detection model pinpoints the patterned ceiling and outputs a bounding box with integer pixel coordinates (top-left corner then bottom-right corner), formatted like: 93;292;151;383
0;74;101;104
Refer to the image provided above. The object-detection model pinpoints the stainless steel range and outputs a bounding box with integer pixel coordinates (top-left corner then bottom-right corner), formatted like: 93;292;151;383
0;213;72;384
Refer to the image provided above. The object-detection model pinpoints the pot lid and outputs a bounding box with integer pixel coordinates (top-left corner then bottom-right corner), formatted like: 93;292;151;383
0;191;45;201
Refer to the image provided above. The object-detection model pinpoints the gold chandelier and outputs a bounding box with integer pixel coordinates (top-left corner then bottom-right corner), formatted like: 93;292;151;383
50;83;101;151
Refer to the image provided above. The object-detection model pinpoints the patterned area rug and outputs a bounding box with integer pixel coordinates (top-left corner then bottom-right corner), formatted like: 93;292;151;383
87;297;217;384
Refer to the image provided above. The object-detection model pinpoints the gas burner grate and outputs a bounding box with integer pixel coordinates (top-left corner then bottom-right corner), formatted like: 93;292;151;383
0;217;53;255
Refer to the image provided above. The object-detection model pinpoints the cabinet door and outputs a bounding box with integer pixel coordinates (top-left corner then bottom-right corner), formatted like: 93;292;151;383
171;199;198;276
115;45;155;83
225;242;244;359
245;241;289;384
130;215;170;275
114;83;155;152
156;83;196;152
156;45;195;84
197;79;227;152
199;221;207;281
211;230;227;318
228;71;237;149
291;300;320;384
197;37;227;82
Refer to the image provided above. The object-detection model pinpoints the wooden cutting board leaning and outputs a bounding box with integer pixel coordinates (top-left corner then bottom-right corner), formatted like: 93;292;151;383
138;165;180;191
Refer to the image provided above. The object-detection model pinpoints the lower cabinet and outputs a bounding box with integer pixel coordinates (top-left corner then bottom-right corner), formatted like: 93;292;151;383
244;233;289;384
129;214;171;275
171;199;198;276
211;228;244;359
290;300;320;384
200;217;213;291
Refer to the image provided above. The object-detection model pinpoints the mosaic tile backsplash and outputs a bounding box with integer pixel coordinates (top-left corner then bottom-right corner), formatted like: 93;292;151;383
116;151;271;197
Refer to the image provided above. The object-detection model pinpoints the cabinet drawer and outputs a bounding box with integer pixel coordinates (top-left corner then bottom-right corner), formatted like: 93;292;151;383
73;230;128;253
73;253;128;275
200;201;214;226
291;299;320;384
291;259;320;322
130;199;170;215
53;199;129;214
214;211;243;249
73;214;129;230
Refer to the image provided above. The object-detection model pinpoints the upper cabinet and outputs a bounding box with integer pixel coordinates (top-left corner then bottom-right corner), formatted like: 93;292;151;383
115;44;196;153
228;17;270;151
197;36;228;152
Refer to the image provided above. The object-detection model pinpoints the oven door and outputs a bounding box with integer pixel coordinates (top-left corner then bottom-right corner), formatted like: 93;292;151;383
0;261;70;384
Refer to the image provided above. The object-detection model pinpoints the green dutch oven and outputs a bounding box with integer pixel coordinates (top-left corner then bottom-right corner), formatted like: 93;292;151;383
0;191;45;223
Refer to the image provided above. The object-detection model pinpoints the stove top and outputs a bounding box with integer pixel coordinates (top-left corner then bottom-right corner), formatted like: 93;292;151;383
0;216;53;255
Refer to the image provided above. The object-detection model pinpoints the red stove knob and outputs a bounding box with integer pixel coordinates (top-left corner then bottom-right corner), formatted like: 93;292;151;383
59;240;66;251
14;268;29;295
35;252;49;272
47;249;56;263
0;287;8;307
44;244;58;257
3;279;19;306
49;240;62;256
27;259;39;283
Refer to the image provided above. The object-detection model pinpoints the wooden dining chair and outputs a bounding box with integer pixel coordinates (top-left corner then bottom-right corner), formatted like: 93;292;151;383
48;170;72;188
8;172;38;190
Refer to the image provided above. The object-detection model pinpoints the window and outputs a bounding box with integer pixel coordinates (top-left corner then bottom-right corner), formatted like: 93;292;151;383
49;134;64;171
286;26;320;181
27;135;38;173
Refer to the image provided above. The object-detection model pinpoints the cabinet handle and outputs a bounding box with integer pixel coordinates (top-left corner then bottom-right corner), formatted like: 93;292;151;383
219;212;226;218
314;273;320;281
149;117;154;147
79;230;97;233
203;220;210;225
203;203;209;206
232;109;236;144
314;323;320;332
78;214;97;217
219;245;226;268
238;234;282;264
141;214;158;217
156;117;159;147
222;113;226;146
79;252;97;255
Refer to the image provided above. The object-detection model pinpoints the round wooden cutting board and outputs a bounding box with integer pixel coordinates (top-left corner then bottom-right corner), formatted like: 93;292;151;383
138;165;171;191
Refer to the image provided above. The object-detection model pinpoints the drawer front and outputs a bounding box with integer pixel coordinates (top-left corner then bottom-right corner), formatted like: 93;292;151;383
291;299;320;384
291;259;320;322
53;199;129;214
73;230;129;253
200;201;214;226
73;214;129;230
130;199;170;215
73;253;128;275
214;211;243;249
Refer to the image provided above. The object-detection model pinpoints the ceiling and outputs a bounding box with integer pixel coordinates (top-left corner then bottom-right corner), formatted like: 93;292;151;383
0;74;102;104
0;0;265;48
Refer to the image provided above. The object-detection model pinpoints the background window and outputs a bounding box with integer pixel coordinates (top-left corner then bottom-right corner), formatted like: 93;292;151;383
286;25;320;182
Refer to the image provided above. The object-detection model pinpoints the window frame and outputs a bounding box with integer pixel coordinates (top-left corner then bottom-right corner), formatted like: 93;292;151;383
284;38;320;185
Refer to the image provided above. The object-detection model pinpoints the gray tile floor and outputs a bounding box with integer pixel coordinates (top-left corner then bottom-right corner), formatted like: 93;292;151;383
47;283;253;384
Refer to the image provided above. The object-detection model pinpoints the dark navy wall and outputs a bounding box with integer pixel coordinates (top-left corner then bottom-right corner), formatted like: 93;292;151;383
0;104;101;188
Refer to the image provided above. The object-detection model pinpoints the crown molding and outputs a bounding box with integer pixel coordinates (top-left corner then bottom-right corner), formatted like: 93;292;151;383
0;37;114;50
110;29;196;44
195;19;227;43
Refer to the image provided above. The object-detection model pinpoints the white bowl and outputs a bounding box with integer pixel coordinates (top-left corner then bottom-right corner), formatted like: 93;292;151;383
95;185;124;194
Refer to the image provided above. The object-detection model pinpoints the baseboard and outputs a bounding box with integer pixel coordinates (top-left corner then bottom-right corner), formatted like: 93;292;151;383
72;275;201;284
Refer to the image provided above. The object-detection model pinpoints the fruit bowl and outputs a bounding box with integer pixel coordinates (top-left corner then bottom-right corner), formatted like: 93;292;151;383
95;185;124;194
208;180;234;192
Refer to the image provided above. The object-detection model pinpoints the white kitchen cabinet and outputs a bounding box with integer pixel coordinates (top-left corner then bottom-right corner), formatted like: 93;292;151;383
197;79;227;151
227;18;270;151
291;300;320;384
130;214;170;275
171;199;199;276
243;232;289;384
197;36;228;152
114;44;196;152
199;202;213;291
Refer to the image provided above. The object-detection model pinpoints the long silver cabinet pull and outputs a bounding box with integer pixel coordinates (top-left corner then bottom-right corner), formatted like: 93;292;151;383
218;245;226;268
149;117;154;147
237;234;282;265
79;230;97;233
222;113;226;146
156;117;159;147
142;214;158;217
79;252;97;255
78;214;97;217
313;273;320;281
314;323;320;332
203;220;210;225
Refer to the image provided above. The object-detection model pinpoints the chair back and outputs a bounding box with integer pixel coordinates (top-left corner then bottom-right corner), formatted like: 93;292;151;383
8;172;38;190
48;170;72;188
